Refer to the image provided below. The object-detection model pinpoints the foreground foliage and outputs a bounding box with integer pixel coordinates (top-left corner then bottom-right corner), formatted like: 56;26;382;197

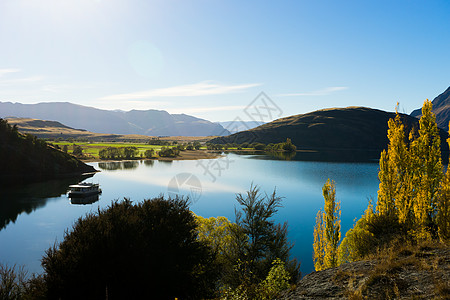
195;185;300;299
42;197;216;300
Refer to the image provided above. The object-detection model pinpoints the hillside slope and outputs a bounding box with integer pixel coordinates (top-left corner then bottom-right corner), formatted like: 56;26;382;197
5;118;156;142
210;107;449;153
0;102;229;136
411;86;450;131
0;119;95;184
279;244;449;299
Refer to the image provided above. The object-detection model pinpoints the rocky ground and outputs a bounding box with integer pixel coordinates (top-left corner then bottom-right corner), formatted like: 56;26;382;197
279;244;449;299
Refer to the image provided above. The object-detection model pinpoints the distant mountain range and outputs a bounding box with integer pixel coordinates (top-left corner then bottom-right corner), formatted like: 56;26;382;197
0;102;229;137
411;86;450;131
210;106;449;153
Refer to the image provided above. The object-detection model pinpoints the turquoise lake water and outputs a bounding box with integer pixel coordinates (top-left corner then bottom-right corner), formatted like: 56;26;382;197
0;153;380;275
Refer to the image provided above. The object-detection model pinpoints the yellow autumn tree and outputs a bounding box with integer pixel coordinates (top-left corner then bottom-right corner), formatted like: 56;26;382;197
376;107;414;224
438;167;450;241
437;122;450;241
313;209;325;271
410;99;443;239
313;179;341;271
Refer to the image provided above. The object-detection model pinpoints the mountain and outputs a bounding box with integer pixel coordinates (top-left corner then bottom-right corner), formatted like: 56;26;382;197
411;86;450;131
0;102;229;136
218;121;263;134
0;118;95;184
210;106;449;153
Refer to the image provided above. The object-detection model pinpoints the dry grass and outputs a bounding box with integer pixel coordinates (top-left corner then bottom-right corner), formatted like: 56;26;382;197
342;240;449;299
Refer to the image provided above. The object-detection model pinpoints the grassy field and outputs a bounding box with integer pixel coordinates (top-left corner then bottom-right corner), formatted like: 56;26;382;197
52;141;168;158
51;141;212;160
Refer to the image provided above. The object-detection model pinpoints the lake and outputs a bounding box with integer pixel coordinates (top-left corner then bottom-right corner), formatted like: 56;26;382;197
0;152;380;276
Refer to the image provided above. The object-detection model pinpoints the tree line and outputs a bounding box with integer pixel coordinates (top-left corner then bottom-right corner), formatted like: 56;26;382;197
207;138;297;152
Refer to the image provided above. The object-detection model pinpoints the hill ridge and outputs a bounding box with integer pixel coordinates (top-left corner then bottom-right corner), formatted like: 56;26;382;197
210;106;449;155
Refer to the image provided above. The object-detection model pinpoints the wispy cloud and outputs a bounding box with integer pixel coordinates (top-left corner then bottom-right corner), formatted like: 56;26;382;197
0;76;44;85
0;68;44;86
100;81;262;101
0;68;21;77
169;105;247;114
278;86;349;97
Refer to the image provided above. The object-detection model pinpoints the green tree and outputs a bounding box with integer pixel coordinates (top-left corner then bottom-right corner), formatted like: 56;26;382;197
72;144;83;157
281;138;297;152
232;184;300;285
313;179;341;270
42;197;216;299
144;149;155;158
158;146;180;157
62;145;68;153
122;146;138;159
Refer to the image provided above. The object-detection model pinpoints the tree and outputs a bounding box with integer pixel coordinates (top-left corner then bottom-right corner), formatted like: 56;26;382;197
281;138;297;152
158;146;180;157
410;99;443;239
232;184;300;285
376;109;412;222
62;145;68;153
41;197;216;299
122;146;138;159
144;149;154;158
72;144;83;157
313;179;341;271
437;122;450;241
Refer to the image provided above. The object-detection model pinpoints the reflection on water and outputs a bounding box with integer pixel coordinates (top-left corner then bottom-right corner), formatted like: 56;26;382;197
268;151;297;160
98;161;139;171
70;194;100;205
0;174;94;230
228;149;381;163
143;160;154;167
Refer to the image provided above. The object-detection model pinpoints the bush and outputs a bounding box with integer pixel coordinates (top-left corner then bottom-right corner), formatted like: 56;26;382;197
42;197;216;299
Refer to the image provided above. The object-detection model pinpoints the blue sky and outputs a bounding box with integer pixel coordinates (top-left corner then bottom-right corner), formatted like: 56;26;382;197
0;0;449;121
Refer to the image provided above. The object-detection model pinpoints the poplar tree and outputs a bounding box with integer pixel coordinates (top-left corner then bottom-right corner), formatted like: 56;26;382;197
313;210;325;271
437;122;450;241
376;108;412;223
410;99;443;239
438;167;450;241
313;179;341;271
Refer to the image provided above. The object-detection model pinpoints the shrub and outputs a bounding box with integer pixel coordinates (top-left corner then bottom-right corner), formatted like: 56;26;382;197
42;197;216;299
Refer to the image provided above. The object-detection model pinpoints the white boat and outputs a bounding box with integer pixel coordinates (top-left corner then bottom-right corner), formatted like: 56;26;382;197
68;182;102;198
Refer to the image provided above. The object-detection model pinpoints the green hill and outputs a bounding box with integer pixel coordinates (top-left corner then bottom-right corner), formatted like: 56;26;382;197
210;106;449;153
0;118;95;184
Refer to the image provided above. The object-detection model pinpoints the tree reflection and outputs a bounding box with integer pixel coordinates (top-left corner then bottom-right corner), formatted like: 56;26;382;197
98;161;139;171
0;174;94;231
